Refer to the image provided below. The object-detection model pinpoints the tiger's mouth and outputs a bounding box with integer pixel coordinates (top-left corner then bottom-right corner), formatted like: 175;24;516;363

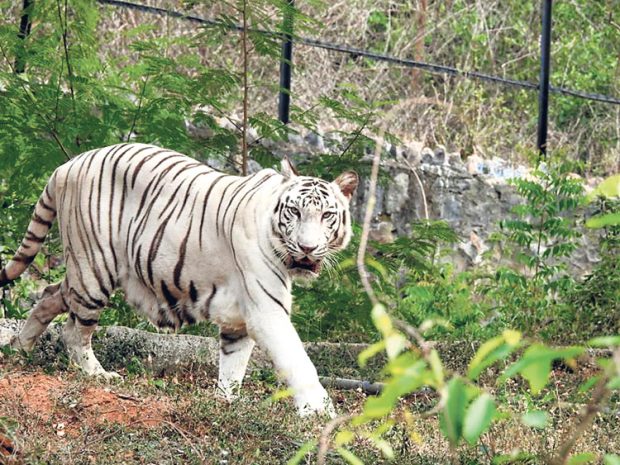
288;257;322;276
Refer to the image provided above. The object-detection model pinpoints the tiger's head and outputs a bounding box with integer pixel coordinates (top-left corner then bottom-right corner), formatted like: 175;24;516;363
272;158;359;279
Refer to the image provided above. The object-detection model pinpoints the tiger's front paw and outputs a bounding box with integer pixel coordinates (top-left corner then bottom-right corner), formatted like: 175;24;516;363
295;386;336;418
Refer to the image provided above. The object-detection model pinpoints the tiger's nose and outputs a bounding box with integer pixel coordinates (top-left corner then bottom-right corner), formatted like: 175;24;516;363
299;243;318;255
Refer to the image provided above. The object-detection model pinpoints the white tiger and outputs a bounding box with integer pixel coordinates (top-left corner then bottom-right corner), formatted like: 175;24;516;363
0;143;359;416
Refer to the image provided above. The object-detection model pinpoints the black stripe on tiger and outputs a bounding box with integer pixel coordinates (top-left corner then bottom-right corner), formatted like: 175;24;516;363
198;173;227;249
256;279;289;315
189;280;199;303
174;217;194;290
24;230;45;243
12;252;36;265
37;197;55;213
202;284;217;319
220;328;248;355
32;212;52;228
70;311;99;327
161;280;179;310
0;269;10;287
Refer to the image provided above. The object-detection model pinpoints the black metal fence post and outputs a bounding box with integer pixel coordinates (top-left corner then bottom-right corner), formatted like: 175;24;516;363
278;0;294;124
537;0;553;159
15;0;33;74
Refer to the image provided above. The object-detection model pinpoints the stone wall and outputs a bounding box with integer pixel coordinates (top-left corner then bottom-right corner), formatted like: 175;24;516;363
249;130;602;274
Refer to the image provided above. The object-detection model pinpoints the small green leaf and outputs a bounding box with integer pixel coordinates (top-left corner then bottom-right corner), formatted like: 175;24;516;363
337;447;364;465
428;349;445;387
335;430;355;446
501;344;584;394
468;330;522;381
385;333;407;360
589;174;620;199
463;393;496;444
371;304;392;336
586;213;620;228
521;410;548;429
441;378;468;445
607;376;620;390
365;256;389;280
358;340;385;367
604;454;620;465
358;361;426;422
520;359;552;394
372;438;394;459
272;388;294;400
578;375;600;393
287;440;317;465
502;329;522;346
468;335;504;378
567;452;597;465
588;336;620;347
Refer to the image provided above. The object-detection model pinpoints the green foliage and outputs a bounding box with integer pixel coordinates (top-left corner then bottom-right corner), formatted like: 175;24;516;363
501;161;585;280
561;182;620;338
98;291;149;330
313;309;620;464
477;162;591;336
292;220;458;342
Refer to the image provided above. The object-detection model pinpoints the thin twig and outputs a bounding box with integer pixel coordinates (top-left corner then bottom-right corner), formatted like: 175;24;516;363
549;374;610;465
162;420;207;462
393;319;433;358
53;58;64;131
356;129;384;307
400;158;429;220
240;0;249;176
316;414;353;465
56;0;78;147
127;76;149;142
339;113;371;158
319;376;383;395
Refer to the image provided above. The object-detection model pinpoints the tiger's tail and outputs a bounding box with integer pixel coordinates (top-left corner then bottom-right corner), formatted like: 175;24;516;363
0;175;58;287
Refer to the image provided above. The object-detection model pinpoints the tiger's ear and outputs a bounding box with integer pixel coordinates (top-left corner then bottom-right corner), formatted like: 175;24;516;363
280;157;299;179
333;171;359;201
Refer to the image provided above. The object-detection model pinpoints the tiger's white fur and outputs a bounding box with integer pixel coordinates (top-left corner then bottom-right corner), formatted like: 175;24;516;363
0;143;358;416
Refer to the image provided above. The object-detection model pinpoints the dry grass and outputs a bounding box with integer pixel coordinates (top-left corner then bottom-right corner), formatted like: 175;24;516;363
1;345;618;464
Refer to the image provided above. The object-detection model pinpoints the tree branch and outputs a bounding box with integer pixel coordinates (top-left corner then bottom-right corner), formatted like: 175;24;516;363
127;76;149;142
56;0;75;106
240;0;249;175
316;414;353;465
356;128;384;307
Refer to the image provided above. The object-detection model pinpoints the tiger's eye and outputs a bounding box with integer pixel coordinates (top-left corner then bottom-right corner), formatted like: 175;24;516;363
289;206;301;218
322;211;335;220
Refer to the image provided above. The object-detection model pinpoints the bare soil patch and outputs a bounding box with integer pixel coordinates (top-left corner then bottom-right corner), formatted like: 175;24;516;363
0;372;169;440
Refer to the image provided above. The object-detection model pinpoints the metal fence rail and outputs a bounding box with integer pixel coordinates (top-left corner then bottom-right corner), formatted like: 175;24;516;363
97;0;620;106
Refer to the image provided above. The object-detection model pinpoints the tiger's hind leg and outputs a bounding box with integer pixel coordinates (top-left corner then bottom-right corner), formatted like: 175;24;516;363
62;300;120;380
217;327;255;400
11;282;68;351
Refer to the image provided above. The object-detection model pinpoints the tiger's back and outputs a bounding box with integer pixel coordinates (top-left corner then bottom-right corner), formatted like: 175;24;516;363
52;143;282;331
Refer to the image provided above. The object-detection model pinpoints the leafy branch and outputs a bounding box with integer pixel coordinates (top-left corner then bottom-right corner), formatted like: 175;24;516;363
0;43;71;160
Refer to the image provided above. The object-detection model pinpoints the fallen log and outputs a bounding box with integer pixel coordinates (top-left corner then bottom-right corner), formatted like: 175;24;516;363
0;319;386;393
